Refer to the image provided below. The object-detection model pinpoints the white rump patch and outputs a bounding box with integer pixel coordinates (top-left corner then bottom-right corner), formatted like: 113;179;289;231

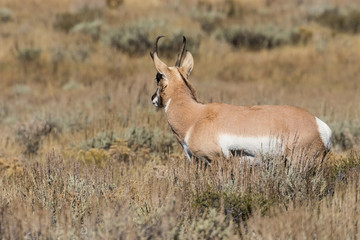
315;117;332;151
218;134;283;159
164;98;171;113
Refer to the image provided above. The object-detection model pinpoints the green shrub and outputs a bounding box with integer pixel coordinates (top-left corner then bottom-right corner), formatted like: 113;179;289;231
126;127;176;153
193;189;271;225
0;8;13;22
196;0;243;18
314;8;360;34
54;12;81;32
330;121;360;151
105;20;201;56
78;148;111;166
331;151;360;181
70;20;102;40
216;25;311;50
192;11;225;34
80;131;118;150
16;120;58;155
177;209;236;239
15;47;42;62
106;25;152;56
54;7;102;32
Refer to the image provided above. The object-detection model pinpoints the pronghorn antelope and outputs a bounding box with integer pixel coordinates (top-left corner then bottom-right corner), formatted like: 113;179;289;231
150;36;332;163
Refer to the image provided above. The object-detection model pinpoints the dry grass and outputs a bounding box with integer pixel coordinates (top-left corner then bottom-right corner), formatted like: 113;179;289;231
0;0;360;239
0;150;359;239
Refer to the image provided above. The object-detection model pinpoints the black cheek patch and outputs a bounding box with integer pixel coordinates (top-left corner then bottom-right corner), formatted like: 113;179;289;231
158;96;164;107
156;88;164;107
156;72;162;82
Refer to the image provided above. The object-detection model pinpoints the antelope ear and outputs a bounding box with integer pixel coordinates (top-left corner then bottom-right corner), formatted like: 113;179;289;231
180;51;194;78
152;52;169;76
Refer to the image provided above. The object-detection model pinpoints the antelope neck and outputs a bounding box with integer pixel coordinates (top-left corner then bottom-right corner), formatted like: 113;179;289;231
165;95;202;144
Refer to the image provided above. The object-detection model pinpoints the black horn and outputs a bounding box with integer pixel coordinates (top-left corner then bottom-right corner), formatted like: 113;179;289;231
150;35;165;60
175;36;187;67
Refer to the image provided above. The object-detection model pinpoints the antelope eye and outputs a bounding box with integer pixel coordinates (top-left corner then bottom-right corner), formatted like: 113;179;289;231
155;73;163;82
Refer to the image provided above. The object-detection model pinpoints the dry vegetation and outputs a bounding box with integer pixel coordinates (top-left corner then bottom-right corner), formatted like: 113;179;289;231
0;0;360;239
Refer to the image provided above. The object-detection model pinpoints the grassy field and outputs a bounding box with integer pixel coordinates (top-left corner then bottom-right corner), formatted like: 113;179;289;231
0;0;360;239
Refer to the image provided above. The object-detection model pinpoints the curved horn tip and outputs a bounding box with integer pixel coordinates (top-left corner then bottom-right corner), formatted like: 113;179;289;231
155;36;166;44
154;35;166;54
156;35;165;40
175;36;187;67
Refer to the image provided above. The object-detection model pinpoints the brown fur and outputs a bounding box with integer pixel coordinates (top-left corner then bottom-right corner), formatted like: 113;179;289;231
152;51;328;161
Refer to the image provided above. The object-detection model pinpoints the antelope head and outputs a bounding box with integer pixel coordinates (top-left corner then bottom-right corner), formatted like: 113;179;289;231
150;36;197;110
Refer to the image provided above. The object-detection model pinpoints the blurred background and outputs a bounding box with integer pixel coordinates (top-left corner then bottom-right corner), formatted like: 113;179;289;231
0;0;359;156
0;0;360;238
